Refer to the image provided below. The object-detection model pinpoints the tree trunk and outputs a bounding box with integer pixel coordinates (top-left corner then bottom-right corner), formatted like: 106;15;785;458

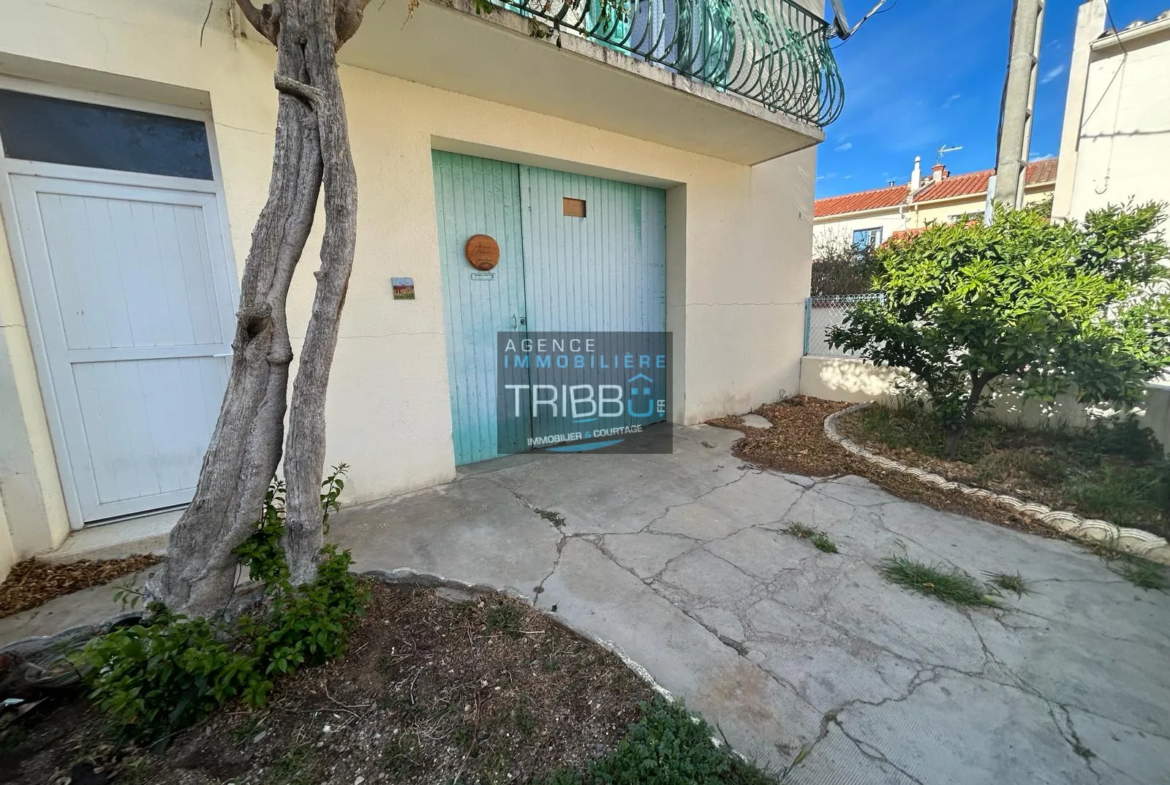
945;372;995;460
149;0;370;614
280;3;361;586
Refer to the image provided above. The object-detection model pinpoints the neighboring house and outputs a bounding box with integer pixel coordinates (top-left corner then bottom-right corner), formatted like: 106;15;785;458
0;0;842;577
814;157;1058;247
1054;2;1170;220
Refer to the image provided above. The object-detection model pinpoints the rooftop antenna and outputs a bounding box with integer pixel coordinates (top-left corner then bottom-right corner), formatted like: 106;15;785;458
937;144;963;163
829;0;895;40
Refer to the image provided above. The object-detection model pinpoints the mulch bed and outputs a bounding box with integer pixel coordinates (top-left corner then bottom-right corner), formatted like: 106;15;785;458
708;396;1060;538
1;582;653;785
0;556;163;620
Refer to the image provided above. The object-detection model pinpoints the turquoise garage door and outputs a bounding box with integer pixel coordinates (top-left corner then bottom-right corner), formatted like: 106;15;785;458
433;151;667;466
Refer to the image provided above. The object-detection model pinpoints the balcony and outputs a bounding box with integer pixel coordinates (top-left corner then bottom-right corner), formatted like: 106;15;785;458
341;0;843;164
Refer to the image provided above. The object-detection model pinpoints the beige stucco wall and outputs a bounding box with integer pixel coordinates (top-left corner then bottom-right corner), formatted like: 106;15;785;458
800;356;1170;450
0;0;817;567
1062;21;1170;219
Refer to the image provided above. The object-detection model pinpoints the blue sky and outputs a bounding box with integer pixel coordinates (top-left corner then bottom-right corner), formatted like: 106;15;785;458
815;0;1167;198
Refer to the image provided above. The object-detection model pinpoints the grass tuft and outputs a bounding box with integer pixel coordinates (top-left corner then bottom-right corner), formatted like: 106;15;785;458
986;571;1031;597
1116;559;1167;591
485;601;526;635
880;556;999;607
783;522;816;538
783;523;838;554
811;533;838;554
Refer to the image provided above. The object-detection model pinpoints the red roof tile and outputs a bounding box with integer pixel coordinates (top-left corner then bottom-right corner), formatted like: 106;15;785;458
813;183;910;218
912;158;1058;203
815;158;1059;218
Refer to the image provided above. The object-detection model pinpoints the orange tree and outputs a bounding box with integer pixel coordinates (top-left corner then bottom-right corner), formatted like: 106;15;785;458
829;203;1170;457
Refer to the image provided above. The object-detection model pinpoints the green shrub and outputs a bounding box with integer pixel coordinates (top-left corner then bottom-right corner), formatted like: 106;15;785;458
235;463;349;583
830;202;1170;457
537;699;780;785
77;464;366;741
811;232;879;296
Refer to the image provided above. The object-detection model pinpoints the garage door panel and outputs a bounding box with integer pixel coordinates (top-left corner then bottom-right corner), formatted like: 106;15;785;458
520;165;668;443
434;151;531;465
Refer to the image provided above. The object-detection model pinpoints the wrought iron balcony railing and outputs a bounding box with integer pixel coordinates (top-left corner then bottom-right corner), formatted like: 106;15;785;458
482;0;844;127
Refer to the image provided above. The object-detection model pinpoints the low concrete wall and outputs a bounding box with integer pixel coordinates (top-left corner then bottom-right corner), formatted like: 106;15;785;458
798;356;907;406
799;355;1170;449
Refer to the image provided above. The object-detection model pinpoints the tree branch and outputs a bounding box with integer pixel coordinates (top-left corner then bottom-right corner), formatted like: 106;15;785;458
336;0;375;46
234;0;280;45
275;74;324;107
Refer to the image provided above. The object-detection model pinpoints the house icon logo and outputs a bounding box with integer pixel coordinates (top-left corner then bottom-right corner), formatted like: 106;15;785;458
628;373;655;419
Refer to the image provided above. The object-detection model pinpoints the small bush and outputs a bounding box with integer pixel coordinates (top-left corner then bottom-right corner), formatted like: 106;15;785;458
811;233;880;296
537;699;781;785
78;548;367;740
77;464;366;741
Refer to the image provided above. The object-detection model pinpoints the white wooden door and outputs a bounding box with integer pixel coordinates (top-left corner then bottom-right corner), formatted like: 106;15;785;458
10;175;235;522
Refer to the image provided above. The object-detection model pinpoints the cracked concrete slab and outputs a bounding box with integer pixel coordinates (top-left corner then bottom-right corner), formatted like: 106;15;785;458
324;426;1170;784
10;423;1164;785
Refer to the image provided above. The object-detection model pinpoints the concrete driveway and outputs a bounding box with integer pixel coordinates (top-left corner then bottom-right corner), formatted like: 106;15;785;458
334;423;1170;785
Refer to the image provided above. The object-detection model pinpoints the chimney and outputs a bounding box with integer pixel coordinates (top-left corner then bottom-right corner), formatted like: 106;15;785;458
931;163;947;184
910;156;922;192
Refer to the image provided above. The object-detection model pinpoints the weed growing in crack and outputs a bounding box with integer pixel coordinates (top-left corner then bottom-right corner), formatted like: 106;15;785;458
811;532;838;554
783;522;817;539
1117;559;1166;591
986;571;1031;597
880;556;999;607
783;523;838;554
1091;537;1167;591
536;508;567;528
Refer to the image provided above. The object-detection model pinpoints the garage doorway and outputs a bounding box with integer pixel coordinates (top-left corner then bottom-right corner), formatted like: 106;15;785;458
433;151;667;466
0;83;237;526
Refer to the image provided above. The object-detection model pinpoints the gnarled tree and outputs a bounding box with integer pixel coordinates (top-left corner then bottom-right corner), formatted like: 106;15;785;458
146;0;371;616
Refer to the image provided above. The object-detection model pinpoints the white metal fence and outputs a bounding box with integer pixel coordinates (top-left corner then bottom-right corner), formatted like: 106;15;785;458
803;294;883;357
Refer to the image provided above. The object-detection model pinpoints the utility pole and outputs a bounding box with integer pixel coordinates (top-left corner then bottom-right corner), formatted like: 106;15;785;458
993;0;1046;208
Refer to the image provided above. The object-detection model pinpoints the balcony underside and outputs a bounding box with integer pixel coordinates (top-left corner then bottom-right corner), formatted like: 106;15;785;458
341;0;826;165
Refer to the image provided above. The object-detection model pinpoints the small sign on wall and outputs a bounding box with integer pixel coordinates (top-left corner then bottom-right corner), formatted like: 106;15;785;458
392;277;415;300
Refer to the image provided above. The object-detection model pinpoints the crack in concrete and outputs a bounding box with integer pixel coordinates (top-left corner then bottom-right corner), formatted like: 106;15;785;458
477;448;1165;783
1049;702;1105;785
834;720;930;785
640;469;754;533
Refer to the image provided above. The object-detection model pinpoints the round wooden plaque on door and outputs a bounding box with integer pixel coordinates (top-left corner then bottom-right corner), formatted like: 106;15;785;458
465;234;500;271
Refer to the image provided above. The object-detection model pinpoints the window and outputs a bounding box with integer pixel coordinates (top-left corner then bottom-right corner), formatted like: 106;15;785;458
0;89;213;180
853;227;882;248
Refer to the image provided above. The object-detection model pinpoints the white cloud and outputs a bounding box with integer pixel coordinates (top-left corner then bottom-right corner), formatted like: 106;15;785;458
836;142;853;151
1040;64;1066;84
942;94;962;109
1030;152;1056;161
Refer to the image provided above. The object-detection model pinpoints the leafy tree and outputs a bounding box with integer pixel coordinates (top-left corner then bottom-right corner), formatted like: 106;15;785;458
829;203;1170;457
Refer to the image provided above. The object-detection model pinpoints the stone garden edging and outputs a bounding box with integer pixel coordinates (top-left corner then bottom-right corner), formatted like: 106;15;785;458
823;402;1170;565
